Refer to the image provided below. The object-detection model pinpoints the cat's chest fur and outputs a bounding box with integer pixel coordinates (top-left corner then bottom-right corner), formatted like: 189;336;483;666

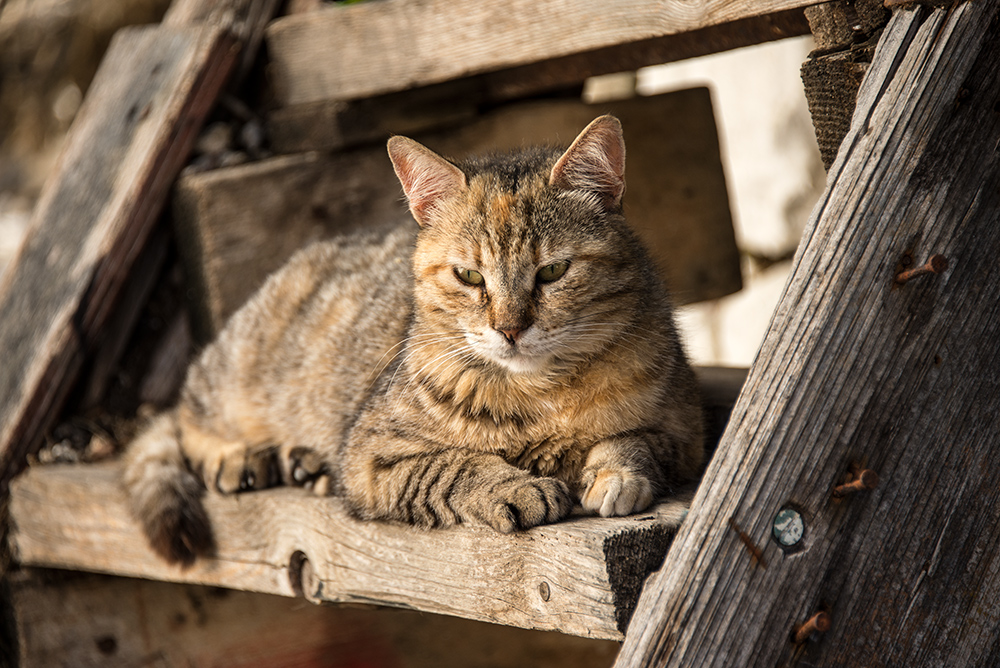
397;341;663;476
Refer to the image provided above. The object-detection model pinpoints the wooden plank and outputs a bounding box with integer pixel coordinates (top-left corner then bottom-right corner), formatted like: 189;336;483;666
0;23;239;491
266;9;811;154
616;3;1000;666
164;0;282;84
801;0;890;169
178;89;739;338
173;149;408;338
9;460;691;641
265;0;819;107
12;570;620;668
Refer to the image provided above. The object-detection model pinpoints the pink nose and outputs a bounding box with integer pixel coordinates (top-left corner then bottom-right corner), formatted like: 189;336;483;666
497;327;525;344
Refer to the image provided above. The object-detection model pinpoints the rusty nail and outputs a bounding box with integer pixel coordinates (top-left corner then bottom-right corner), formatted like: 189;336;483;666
794;612;831;644
729;517;767;569
896;254;948;284
833;469;879;498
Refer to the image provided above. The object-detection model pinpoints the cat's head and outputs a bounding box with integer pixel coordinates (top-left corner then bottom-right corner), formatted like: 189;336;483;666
388;115;656;376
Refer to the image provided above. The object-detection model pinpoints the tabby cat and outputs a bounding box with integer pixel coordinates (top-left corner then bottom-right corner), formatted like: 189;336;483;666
123;115;704;565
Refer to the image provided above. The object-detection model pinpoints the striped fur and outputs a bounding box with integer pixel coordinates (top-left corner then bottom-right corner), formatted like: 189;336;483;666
124;115;704;564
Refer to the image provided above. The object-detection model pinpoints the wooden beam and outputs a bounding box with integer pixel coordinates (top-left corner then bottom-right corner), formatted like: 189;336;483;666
0;0;279;491
164;0;282;85
12;570;620;667
0;23;239;492
265;0;818;107
616;3;1000;666
9;461;691;641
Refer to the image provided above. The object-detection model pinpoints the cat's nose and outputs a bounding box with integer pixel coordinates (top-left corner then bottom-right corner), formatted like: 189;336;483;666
497;327;526;344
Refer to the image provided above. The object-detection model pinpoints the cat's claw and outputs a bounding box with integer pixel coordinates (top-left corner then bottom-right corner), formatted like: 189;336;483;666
480;477;573;533
580;468;653;517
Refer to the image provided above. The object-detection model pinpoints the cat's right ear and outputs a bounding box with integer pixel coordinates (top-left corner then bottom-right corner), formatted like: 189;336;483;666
550;115;626;210
387;136;467;227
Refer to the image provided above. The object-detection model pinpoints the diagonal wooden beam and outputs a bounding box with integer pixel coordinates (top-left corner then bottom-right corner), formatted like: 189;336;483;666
0;1;279;491
616;3;1000;666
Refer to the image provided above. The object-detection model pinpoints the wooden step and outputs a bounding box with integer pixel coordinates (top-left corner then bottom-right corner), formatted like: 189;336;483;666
9;460;692;641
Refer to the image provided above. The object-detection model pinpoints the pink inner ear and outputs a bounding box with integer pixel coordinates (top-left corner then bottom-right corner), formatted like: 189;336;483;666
388;137;466;226
550;115;626;207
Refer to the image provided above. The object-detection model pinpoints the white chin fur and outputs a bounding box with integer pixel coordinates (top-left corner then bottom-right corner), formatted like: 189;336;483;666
494;352;550;374
467;331;554;374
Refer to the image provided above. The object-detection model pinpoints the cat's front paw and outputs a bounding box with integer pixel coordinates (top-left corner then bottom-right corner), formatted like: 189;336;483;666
478;476;573;533
580;468;653;517
282;445;333;496
210;445;281;494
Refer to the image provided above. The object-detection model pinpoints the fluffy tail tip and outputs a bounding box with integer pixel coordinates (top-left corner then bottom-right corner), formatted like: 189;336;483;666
123;413;216;566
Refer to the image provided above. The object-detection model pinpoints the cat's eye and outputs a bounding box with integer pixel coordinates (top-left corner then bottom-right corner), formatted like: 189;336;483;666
455;267;485;286
537;261;570;283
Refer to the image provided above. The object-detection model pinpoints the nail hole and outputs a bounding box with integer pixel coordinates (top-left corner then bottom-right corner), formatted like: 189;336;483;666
538;581;551;601
95;635;117;655
288;550;308;598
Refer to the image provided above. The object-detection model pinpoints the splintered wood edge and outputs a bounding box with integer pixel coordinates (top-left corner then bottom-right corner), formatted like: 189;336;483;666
9;461;691;640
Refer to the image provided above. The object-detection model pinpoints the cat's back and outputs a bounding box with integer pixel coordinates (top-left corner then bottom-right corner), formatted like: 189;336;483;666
185;221;417;448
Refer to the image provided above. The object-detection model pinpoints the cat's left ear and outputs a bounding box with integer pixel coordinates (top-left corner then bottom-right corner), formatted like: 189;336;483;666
387;136;467;227
549;114;626;210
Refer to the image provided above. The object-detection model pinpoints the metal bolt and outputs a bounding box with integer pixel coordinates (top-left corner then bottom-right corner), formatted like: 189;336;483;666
896;254;948;284
794;612;832;644
772;508;804;548
833;469;880;498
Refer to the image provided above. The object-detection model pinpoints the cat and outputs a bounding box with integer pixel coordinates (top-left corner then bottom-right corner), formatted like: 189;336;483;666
123;114;704;565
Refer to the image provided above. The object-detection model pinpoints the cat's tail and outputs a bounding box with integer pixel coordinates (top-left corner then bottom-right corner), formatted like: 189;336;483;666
122;410;213;565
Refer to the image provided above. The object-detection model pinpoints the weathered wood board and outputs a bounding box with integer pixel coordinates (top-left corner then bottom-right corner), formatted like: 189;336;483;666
173;148;409;339
12;570;620;668
177;89;740;338
164;0;282;85
264;0;820;107
264;9;811;155
0;23;240;491
617;3;1000;666
9;460;691;641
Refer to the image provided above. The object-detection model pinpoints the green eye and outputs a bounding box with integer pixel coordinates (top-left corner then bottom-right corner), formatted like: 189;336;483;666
455;267;484;286
537;261;569;283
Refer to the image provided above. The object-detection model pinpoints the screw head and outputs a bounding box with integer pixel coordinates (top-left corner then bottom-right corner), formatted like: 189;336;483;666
773;508;804;547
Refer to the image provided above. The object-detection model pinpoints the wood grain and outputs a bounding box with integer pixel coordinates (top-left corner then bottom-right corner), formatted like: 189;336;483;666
13;570;620;668
9;461;691;641
265;0;820;106
0;23;239;491
617;3;1000;666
